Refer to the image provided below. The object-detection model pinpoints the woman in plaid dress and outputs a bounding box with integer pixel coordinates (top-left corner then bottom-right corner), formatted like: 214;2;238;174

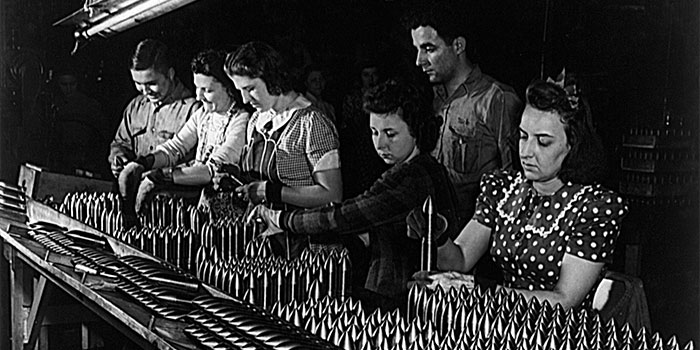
224;41;343;258
251;80;459;303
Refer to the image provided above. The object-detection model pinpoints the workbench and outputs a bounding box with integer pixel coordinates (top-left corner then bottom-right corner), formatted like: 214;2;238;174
0;199;209;350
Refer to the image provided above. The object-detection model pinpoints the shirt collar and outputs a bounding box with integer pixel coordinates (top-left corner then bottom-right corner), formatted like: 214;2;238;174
434;65;484;102
523;176;575;198
255;94;311;134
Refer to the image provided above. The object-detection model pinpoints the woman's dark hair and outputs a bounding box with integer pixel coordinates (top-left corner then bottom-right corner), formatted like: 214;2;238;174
224;41;294;96
191;49;242;106
525;77;606;184
130;39;171;75
362;79;440;153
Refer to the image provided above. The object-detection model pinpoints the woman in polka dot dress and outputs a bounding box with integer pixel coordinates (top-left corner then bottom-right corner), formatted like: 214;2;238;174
423;75;628;310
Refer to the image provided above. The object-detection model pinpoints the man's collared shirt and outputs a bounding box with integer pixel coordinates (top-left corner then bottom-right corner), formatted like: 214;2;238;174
109;79;199;163
432;66;522;223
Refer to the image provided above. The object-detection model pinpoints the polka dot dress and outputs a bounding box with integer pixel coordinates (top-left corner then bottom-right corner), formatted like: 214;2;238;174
473;170;628;308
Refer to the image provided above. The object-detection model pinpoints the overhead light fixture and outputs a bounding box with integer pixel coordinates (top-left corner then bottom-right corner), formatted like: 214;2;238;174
54;0;199;54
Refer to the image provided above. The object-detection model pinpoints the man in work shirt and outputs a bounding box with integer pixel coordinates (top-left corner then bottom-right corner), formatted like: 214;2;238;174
109;38;199;178
405;2;522;228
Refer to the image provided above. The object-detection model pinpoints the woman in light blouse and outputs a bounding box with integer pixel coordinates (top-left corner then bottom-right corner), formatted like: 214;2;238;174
119;49;250;221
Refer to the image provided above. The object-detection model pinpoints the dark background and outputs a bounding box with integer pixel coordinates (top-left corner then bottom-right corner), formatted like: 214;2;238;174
1;0;698;344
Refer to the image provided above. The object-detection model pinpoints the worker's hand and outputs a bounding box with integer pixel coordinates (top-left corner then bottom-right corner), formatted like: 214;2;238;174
409;270;475;292
146;168;173;186
135;177;156;214
111;155;129;179
217;163;243;178
213;163;246;191
118;162;145;198
405;206;449;243
118;161;144;230
247;204;283;237
213;173;237;192
407;270;440;290
236;181;266;204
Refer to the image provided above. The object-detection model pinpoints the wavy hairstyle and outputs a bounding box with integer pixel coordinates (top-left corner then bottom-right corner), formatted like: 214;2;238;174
362;79;440;153
130;39;172;75
401;0;465;44
525;78;606;184
224;41;293;96
191;49;242;106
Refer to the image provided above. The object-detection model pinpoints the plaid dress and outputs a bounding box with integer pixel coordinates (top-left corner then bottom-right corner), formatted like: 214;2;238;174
281;153;459;299
241;95;340;257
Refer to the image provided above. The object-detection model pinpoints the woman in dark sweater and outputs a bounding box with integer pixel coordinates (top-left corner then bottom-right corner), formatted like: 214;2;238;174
252;79;459;302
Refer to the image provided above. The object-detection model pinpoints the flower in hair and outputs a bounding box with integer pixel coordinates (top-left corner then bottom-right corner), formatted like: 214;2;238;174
546;68;580;110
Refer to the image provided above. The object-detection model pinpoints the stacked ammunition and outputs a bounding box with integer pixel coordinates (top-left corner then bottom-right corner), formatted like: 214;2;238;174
108;215;264;273
56;191;696;349
271;295;432;350
59;192;353;311
24;218;205;320
140;195;204;230
60;193;206;234
407;285;697;350
61;193;212;272
0;180;27;222
26;222;76;257
60;192;120;233
112;225;199;273
25;221;122;281
196;244;350;310
59;191;353;314
73;247;206;320
26;221;111;261
271;285;696;350
185;295;341;350
200;216;263;261
72;246;119;279
113;255;204;320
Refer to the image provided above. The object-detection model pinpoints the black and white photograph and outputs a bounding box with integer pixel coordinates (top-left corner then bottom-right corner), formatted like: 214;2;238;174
0;0;698;349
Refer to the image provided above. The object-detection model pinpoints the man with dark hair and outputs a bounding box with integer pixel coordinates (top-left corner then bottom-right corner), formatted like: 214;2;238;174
108;38;199;179
405;1;522;227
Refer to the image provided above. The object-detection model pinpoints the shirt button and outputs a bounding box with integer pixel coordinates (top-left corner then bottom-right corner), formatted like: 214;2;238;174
151;127;155;132
150;146;154;150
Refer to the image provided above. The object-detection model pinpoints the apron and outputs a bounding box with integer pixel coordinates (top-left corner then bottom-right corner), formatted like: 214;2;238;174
240;117;309;259
197;108;247;221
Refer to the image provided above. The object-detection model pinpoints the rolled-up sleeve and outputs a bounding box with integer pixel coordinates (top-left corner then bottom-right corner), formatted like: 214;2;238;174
152;109;201;168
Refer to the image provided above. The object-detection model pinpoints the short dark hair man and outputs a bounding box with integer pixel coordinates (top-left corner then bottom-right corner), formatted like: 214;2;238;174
405;2;522;226
108;39;199;179
108;39;199;228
